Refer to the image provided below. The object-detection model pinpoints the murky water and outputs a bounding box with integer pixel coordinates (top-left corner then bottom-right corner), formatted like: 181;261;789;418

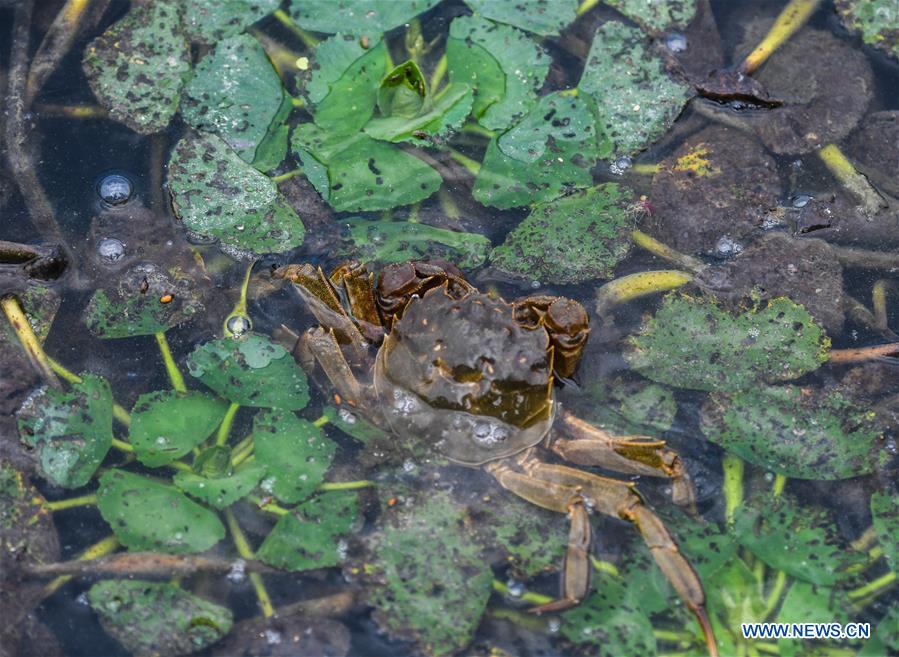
1;1;897;656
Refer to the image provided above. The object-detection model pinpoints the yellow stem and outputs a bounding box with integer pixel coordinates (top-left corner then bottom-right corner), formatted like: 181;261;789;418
155;332;186;393
216;402;240;446
771;474;787;497
631;230;705;273
723;455;744;526
437;187;461;220
590;557;620;577
828;342;899;363
462;122;496;139
631;162;663;175
273;9;319;48
110;438;133;453
742;0;822;73
112;404;131;427
447;148;481;176
43;493;98;512
429;54;447;94
223;261;255;337
2;296;60;387
847;571;896;604
271;169;300;183
225;509;275;618
313;414;330;428
250;495;290;516
762;569;787;621
42;535;119;598
850;527;878;552
595;270;693;316
26;0;93;103
576;0;601;17
817;144;886;215
318;480;374;491
491;579;553;606
872;280;890;329
35;103;106;119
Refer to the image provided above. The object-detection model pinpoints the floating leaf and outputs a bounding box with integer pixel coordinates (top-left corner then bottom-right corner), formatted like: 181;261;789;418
83;264;204;338
574;377;677;437
253;410;336;504
129;391;228;467
97;469;225;553
183;0;280;44
322;405;388;444
306;34;371;105
625;295;830;392
871;491;899;574
464;0;577;36
364;83;473;143
367;490;492;657
491;184;634;283
293;126;442;212
181;34;286;164
250;92;293;172
732;494;863;586
337;217;491;269
17;374;113;489
446;15;549;131
378;60;427;118
82;0;190;134
168;132;305;256
837;0;899;64
289;0;441;35
706;556;766;626
702;385;887;480
88;580;232;656
174;462;267;510
186;333;309;409
473;136;593;209
578;21;691;158
561;577;656;656
257;491;357;571
603;0;697;32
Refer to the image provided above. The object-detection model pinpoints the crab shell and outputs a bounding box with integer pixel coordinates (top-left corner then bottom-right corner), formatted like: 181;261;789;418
373;284;556;466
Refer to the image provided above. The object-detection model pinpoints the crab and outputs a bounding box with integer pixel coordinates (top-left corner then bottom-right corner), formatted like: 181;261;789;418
274;260;718;657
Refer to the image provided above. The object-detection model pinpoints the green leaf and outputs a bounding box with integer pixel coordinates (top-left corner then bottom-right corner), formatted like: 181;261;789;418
836;0;899;62
251;92;293;173
464;0;577;36
706;557;766;626
322;405;388;444
578;21;691;158
367;490;492;657
859;605;899;656
129;391;229;467
378;60;427;118
256;491;357;571
82;0;190;134
603;0;697;33
181;34;287;164
83;264;205;339
701;385;887;480
561;577;657;656
776;581;849;624
168;131;305;256
473;136;593;209
446;15;549;131
88;580;232;656
491;184;634;283
292;126;442;211
289;0;441;35
364;83;473;143
337;217;491;269
871;491;899;574
253;410;336;504
97;469;225;553
174;462;266;510
183;0;280;44
625;295;831;392
498;91;607;162
573;377;677;438
732;494;863;586
186;333;310;409
16;374;113;489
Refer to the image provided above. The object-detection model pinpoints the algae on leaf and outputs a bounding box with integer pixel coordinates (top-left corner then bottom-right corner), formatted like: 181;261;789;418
168;132;305;255
578;21;691;159
836;0;899;63
183;0;280;44
174;462;266;510
464;0;577;36
491;184;634;283
603;0;697;33
289;0;441;35
82;0;190;134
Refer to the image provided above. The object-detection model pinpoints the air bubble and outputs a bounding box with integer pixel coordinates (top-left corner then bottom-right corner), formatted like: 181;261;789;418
227;559;246;583
791;194;813;208
96;174;133;206
714;235;743;258
226;315;251;336
97;237;125;263
506;578;525;598
665;32;688;53
609;156;632;175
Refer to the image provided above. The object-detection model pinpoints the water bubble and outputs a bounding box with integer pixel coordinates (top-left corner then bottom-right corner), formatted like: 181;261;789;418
471;420;509;448
547;617;561;634
609;156;632;175
264;630;283;645
714;235;743;258
665;32;688;53
97;174;133;206
530;280;541;289
226;315;251;336
97;237;125;263
337;539;349;560
338;407;358;424
392;389;418;415
227;559;246;583
791;194;813;208
403;459;416;473
75;592;90;606
506;578;525;598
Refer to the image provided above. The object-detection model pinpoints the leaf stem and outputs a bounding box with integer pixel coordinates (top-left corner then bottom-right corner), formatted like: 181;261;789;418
595;270;693;316
225;509;275;618
816;143;886;215
446;147;481;176
429;54;447;94
216;402;241;446
847;571;897;604
771;474;787;497
273;9;318;49
762;569;788;621
654;629;696;643
250;495;290;516
872;280;891;330
2;295;60;387
313;414;330;428
630;162;662;175
43;493;98;512
271;169;301;183
231;441;254;468
741;0;821;74
224;261;255;337
110;438;133;453
576;0;601;17
722;455;744;526
461;122;495;139
319;480;374;491
491;579;553;606
850;527;878;552
631;230;705;273
155;332;186;393
590;557;620;577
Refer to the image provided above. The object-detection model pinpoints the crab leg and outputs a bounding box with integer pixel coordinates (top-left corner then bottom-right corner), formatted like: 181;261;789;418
486;454;718;657
549;411;696;510
301;327;363;405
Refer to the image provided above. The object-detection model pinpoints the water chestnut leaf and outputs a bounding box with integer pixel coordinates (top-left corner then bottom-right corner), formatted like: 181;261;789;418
174;462;267;510
253;410;336;504
256;491;357;571
603;0;697;33
183;0;280;44
732;493;863;586
776;581;849;626
378;60;427;119
337;217;491;269
181;34;287;165
464;0;577;36
88;580;232;656
129;391;229;467
306;34;375;105
97;469;225;553
186;333;310;409
578;21;691;159
82;0;190;134
871;491;899;574
250;92;293;173
289;0;441;35
625;295;830;392
17;374;113;489
168;132;305;256
446;15;549;131
364;83;473;143
322;405;388;444
702;385;887;480
491;183;634;283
